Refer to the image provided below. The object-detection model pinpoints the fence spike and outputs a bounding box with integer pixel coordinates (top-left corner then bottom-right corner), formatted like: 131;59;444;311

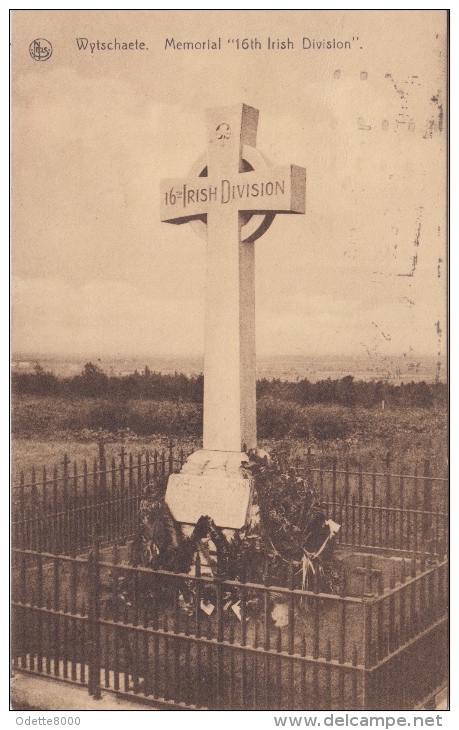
344;458;350;502
314;569;320;594
428;538;436;564
351;494;357;545
276;627;282;653
423;458;432;536
98;439;106;467
401;559;406;583
52;466;59;554
439;542;446;562
340;566;347;597
421;552;426;572
195;550;201;578
262;555;269;586
352;644;358;666
131;538;139;567
41;467;48;549
302;633;307;656
288;561;295;591
182;609;189;637
103;601;109;621
168;442;174;473
415;609;420;634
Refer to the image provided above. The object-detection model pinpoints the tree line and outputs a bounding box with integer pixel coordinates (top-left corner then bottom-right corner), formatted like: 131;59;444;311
11;362;446;409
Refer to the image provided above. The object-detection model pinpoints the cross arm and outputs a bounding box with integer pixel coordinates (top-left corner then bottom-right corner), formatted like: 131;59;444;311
160;165;306;224
160;176;210;224
230;165;306;214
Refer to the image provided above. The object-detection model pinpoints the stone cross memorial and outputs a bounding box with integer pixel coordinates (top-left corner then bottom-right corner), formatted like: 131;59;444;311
161;103;306;528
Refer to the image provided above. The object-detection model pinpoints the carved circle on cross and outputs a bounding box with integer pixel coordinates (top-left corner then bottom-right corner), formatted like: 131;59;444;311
188;145;276;243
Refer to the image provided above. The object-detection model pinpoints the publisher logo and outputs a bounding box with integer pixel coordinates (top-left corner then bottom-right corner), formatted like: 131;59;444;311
29;39;52;61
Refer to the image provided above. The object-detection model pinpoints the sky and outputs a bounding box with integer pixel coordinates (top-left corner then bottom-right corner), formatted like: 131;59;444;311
11;10;447;364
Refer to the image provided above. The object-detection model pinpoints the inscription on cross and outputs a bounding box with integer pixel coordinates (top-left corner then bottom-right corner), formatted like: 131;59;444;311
161;104;305;454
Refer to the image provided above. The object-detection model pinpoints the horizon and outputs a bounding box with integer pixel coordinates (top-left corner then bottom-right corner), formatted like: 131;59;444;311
11;350;446;385
11;350;444;364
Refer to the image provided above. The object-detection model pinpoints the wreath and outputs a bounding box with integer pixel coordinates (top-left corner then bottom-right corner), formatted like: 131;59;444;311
241;448;341;593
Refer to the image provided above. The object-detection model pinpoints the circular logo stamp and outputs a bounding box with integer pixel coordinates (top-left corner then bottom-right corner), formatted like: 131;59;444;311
29;39;52;61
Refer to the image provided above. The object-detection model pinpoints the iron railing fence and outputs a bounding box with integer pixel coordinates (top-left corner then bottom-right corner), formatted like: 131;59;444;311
11;541;447;710
12;445;448;557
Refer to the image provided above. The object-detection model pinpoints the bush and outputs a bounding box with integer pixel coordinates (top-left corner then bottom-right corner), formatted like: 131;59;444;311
87;400;131;431
307;406;351;441
257;398;297;439
257;399;352;441
112;401;202;437
170;404;202;436
126;408;165;436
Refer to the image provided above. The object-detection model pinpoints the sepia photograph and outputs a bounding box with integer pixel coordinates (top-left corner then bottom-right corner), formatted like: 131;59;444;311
11;9;448;715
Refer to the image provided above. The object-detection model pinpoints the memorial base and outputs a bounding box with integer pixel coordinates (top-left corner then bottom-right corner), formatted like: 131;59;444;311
165;450;255;530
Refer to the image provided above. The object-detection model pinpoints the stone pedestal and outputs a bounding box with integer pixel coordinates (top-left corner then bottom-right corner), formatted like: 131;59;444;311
165;450;254;530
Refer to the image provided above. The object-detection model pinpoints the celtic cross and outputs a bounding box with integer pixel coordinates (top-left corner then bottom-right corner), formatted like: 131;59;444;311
161;103;306;452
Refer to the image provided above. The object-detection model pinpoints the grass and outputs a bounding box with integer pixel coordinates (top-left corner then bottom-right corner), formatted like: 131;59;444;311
11;436;194;485
11;395;447;484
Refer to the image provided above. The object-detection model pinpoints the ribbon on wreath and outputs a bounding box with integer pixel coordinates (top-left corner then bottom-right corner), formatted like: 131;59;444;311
301;518;341;591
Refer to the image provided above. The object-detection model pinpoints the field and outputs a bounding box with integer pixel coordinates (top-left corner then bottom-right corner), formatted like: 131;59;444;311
11;394;448;482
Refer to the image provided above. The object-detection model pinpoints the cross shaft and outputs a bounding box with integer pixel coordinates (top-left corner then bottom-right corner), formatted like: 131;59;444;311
160;103;305;452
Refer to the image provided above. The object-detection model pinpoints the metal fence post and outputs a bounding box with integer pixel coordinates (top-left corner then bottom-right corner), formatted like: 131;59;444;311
423;459;432;537
362;599;374;709
168;441;174;474
88;538;101;699
98;438;107;495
